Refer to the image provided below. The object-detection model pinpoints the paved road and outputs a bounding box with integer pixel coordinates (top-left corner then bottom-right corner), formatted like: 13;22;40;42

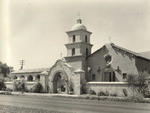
0;95;150;113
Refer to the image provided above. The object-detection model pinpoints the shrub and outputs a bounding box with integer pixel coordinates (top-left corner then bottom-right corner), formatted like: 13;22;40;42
127;72;150;98
123;89;128;97
127;95;143;102
144;90;150;98
97;91;105;96
81;79;87;94
104;91;109;96
97;91;110;96
31;82;43;93
89;89;96;95
0;79;6;91
13;80;28;93
6;88;13;92
4;91;12;95
13;80;19;91
69;80;74;94
19;82;27;93
110;93;117;97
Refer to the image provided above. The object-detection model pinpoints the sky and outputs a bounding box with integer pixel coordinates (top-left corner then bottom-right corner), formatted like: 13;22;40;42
0;0;150;70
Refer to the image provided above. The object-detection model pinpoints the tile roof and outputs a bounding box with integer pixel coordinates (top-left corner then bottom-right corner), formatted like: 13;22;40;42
111;43;150;61
11;68;50;74
88;43;150;61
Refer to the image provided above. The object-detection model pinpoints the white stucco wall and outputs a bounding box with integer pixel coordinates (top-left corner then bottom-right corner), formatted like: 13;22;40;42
86;82;132;97
5;82;36;91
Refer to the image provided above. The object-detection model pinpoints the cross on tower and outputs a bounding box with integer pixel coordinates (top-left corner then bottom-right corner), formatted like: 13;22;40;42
60;52;62;58
78;12;80;19
108;35;112;43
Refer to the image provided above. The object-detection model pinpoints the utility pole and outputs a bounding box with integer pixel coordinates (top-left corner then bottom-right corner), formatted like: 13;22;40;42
19;60;25;70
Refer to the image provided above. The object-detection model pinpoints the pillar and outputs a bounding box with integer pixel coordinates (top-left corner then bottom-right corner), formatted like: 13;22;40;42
40;72;48;93
74;69;85;95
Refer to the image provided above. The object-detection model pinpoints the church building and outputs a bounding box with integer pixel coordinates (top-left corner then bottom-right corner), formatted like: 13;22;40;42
48;18;150;95
9;19;150;96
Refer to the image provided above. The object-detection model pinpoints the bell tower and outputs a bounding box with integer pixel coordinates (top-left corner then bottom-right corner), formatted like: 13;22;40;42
65;19;93;71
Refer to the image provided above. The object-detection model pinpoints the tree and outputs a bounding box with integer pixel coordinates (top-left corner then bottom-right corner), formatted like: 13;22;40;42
0;79;6;90
13;79;28;93
0;61;10;77
127;71;150;97
31;82;43;93
0;61;10;91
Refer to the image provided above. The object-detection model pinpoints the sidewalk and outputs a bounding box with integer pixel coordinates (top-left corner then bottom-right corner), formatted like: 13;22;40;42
1;91;150;102
12;92;80;98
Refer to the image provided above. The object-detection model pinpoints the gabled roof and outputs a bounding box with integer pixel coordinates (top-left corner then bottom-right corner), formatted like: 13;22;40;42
111;43;139;56
140;51;150;60
88;43;150;61
11;68;50;74
111;43;150;61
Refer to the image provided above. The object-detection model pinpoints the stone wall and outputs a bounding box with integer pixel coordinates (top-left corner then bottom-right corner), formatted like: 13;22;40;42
86;82;132;97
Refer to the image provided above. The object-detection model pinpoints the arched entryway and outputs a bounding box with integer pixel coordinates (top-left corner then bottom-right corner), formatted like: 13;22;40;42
49;59;74;94
53;71;68;94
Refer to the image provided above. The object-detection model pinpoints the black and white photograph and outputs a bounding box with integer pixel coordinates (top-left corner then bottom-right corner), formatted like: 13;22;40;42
0;0;150;113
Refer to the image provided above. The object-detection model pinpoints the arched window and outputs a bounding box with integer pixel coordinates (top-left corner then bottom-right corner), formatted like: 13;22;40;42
13;75;17;79
20;75;25;78
86;48;88;56
73;35;75;43
27;75;33;81
85;35;87;43
72;48;75;56
104;54;112;64
36;75;40;80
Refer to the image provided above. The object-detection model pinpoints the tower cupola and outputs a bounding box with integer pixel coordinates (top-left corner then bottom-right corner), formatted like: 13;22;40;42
71;19;87;31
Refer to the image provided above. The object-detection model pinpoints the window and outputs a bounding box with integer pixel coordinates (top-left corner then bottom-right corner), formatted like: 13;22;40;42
92;74;96;81
73;35;75;42
27;75;33;81
13;75;17;79
72;48;75;56
36;75;40;80
112;72;116;81
123;73;127;79
20;75;25;78
85;35;87;43
105;55;112;63
103;72;115;82
86;48;88;56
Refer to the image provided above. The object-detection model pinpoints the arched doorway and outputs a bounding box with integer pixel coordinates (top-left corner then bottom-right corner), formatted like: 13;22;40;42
53;71;68;93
